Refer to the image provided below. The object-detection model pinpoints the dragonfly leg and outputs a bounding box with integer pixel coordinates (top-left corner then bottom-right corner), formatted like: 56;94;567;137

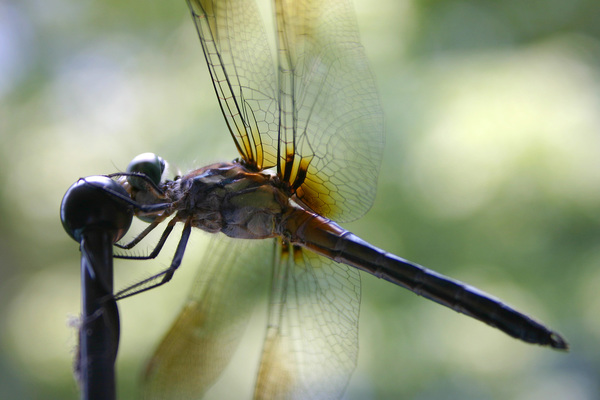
115;219;176;261
113;221;192;300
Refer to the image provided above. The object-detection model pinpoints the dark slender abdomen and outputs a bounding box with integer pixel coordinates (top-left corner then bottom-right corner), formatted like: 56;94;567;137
285;209;568;350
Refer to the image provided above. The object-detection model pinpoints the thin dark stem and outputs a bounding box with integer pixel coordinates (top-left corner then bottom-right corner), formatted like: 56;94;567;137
78;230;120;400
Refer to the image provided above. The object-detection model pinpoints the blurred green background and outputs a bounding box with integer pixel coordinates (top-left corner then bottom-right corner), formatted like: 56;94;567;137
1;0;599;399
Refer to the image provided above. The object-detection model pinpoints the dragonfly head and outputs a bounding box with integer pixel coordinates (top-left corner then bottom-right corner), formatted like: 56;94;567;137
126;153;167;190
125;153;169;223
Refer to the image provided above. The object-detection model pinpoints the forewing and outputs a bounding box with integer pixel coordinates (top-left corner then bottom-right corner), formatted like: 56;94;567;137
141;236;272;400
188;0;384;221
187;0;279;169
274;0;384;222
254;241;361;400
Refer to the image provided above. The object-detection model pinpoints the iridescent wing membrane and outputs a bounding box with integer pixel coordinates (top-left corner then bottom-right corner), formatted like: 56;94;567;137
187;0;279;171
143;239;361;399
254;242;360;399
188;0;384;222
143;0;384;398
142;237;272;399
273;0;383;222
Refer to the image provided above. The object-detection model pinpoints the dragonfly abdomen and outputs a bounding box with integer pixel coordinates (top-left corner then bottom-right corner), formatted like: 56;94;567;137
289;211;568;350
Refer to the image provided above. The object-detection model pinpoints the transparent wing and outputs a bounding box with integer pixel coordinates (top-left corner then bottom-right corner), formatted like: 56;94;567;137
274;0;384;222
254;241;361;400
187;0;279;170
188;0;384;222
141;236;273;400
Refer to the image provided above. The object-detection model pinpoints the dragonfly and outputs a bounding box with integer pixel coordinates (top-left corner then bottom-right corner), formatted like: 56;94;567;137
98;0;568;398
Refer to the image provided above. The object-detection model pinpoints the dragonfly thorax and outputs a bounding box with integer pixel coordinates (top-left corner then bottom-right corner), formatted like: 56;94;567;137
173;162;290;240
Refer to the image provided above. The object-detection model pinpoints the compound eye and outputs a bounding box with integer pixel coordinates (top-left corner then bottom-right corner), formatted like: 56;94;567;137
126;153;166;190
